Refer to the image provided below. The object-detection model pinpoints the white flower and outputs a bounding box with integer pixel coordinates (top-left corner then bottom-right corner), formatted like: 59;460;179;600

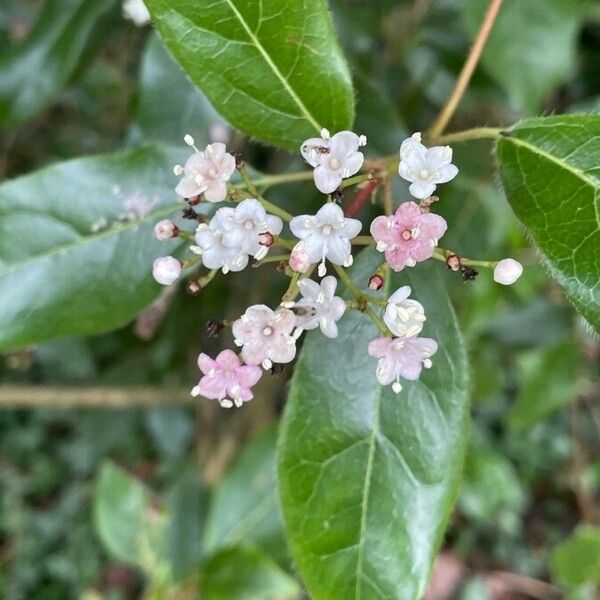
493;258;523;285
153;256;181;285
175;141;236;202
153;219;178;241
290;203;361;274
218;198;283;258
232;305;297;368
301;129;365;194
193;213;248;274
384;286;426;338
293;276;346;338
122;0;151;26
398;132;458;199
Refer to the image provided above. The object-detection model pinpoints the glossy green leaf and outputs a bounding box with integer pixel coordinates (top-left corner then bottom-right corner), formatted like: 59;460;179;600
0;0;117;127
552;526;600;587
135;33;222;145
278;250;469;600
508;342;580;428
497;116;600;332
200;546;300;600
203;427;286;564
463;0;583;113
144;0;354;150
0;145;188;351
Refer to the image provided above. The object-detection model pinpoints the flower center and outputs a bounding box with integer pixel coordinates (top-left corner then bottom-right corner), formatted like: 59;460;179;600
262;326;274;336
328;157;341;170
401;229;412;241
244;219;254;230
419;169;430;179
207;168;217;178
321;224;333;235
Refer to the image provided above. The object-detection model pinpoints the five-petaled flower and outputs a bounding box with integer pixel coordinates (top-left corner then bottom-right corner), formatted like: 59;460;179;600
191;350;262;408
175;140;236;202
292;276;346;338
370;201;447;271
232;305;297;369
368;335;438;393
384;286;426;338
398;132;458;199
301;129;366;194
290;203;361;276
193;214;248;274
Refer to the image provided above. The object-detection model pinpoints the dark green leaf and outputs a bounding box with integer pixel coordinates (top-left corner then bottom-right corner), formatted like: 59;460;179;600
552;526;600;587
135;33;222;145
203;427;286;564
463;0;584;113
0;145;188;351
508;342;580;428
0;0;117;127
146;407;194;458
145;0;354;150
200;546;300;600
497;116;600;332
278;250;469;600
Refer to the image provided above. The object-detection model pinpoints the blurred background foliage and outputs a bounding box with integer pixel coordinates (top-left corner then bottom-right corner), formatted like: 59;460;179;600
0;0;599;598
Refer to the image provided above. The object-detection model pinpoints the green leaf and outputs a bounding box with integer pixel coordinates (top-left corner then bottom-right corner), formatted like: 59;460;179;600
278;250;470;600
552;525;600;587
496;116;600;332
203;427;286;564
463;0;583;113
135;33;222;145
0;0;117;127
508;342;580;428
200;546;300;600
144;0;354;150
0;145;188;351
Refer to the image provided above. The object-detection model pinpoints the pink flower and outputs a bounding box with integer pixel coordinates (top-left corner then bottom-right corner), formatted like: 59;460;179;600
191;350;262;408
232;305;297;368
368;335;438;392
370;201;447;271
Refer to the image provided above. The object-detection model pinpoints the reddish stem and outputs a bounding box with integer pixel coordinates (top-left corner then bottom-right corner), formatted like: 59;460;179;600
344;179;379;217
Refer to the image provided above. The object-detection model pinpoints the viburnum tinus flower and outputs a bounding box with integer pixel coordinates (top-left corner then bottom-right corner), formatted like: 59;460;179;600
289;245;311;274
152;256;182;285
292;276;346;338
493;258;523;285
290;203;362;276
174;140;236;202
153;219;178;241
398;132;458;199
384;286;426;338
191;350;262;408
301;129;366;194
368;335;438;393
217;198;283;260
232;305;297;369
193;212;248;274
370;201;447;271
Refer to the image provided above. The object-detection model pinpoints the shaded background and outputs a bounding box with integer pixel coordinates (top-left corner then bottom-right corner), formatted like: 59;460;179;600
0;0;599;598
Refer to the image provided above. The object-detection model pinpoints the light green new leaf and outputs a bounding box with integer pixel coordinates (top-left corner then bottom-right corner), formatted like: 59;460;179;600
0;145;188;351
496;116;600;332
463;0;583;114
552;525;600;588
144;0;354;150
201;546;300;600
278;250;470;600
0;0;117;127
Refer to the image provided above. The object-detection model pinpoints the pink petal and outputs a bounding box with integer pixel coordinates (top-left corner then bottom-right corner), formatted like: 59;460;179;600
370;215;394;244
215;349;241;370
418;213;448;241
269;335;296;364
204;180;227;203
368;337;393;358
197;373;228;399
273;308;296;334
395;201;422;224
197;353;216;375
385;246;410;271
235;364;263;388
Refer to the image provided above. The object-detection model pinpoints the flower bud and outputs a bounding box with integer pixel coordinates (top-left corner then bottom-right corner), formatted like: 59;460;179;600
289;244;311;274
258;231;274;247
152;256;182;285
153;219;179;241
446;254;461;271
493;258;523;285
368;274;384;291
186;280;202;296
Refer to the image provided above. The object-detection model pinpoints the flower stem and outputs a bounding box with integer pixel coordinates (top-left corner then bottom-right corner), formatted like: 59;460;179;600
352;235;375;246
433;247;497;268
252;170;314;189
427;127;502;146
253;253;290;266
428;0;504;138
274;237;296;250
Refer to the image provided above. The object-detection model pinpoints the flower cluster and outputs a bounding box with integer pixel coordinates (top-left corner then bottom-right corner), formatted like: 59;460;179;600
151;130;523;408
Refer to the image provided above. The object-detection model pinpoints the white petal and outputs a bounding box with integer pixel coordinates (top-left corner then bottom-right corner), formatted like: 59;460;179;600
314;166;343;194
408;180;436;200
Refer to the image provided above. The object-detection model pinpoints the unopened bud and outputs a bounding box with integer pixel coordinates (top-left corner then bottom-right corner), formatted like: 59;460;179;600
258;231;274;247
493;258;523;285
289;244;311;274
369;274;384;290
186;280;202;295
152;256;182;286
187;195;201;206
153;219;179;241
446;254;461;271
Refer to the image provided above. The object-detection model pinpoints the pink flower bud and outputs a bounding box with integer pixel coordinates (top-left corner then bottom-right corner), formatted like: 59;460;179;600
446;254;461;271
154;219;179;241
152;256;182;285
493;258;523;285
289;244;311;274
368;274;384;290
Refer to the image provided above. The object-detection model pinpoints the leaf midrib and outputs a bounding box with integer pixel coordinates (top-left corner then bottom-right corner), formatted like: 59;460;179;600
223;0;322;133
